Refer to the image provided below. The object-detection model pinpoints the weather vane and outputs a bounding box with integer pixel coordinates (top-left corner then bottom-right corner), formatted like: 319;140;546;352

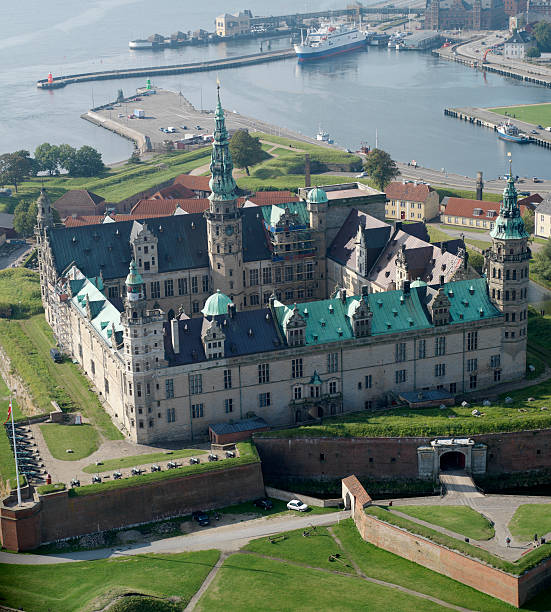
507;151;513;177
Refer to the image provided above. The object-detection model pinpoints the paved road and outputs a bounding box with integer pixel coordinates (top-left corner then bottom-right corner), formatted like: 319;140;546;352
0;510;350;565
0;245;31;270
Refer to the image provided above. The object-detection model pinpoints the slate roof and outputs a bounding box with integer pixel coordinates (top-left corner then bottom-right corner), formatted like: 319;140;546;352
328;209;391;271
536;196;551;217
131;198;210;216
208;417;268;435
164;307;283;366
153;184;196;199
174;174;211;192
53;190;105;212
386;181;434;203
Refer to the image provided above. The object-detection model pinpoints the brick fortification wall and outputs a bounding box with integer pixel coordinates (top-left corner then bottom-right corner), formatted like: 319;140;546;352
1;462;264;549
344;477;551;608
255;429;551;483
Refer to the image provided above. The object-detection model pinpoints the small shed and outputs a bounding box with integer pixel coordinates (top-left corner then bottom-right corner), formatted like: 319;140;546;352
208;417;269;444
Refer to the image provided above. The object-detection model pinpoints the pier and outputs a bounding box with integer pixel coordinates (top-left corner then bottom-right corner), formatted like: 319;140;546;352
37;48;295;89
443;106;551;150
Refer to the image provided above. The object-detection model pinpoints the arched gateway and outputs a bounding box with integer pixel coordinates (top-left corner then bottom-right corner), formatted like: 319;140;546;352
417;438;487;479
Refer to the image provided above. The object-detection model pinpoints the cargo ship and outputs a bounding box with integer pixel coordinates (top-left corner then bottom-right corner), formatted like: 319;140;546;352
497;122;530;144
294;23;368;61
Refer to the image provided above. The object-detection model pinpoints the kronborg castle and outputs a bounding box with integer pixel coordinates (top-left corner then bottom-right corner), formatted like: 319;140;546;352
36;90;530;444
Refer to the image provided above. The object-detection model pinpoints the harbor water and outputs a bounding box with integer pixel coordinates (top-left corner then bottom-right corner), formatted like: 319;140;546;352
2;0;551;179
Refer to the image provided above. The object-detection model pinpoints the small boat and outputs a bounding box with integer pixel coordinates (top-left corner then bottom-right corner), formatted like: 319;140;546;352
316;129;333;144
497;122;530;144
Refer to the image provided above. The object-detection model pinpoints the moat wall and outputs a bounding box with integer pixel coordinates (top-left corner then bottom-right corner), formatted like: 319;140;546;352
255;428;551;485
1;462;264;551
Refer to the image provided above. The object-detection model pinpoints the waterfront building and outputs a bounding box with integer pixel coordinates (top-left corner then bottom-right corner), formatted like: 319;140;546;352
384;181;440;223
36;89;528;444
215;11;251;37
535;197;551;238
526;0;551;23
424;0;507;30
503;30;535;59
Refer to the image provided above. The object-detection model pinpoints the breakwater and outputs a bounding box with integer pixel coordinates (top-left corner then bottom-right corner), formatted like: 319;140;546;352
37;48;295;89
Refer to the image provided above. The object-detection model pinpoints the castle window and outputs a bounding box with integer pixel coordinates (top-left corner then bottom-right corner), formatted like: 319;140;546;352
296;263;303;281
224;398;233;413
467;358;477;372
275;267;282;283
189;374;202;395
192;403;204;418
285;266;294;282
285;290;294;302
250;269;259;286
258;363;270;384
164;279;174;297
327;352;339;373
418;339;426;359
494;369;501;382
467;331;478;351
449;382;457;393
137;383;142;398
150;281;160;299
165;379;174;399
306;263;314;280
202;275;209;293
435;336;446;357
329;381;338;395
395;343;406;362
292;358;303;379
259;392;271;407
224;369;232;389
191;277;198;294
192;301;199;313
139;421;144;429
294;386;302;400
365;375;372;389
434;363;446;377
262;267;272;285
90;360;95;375
178;278;188;296
469;374;477;389
250;294;260;306
395;369;407;384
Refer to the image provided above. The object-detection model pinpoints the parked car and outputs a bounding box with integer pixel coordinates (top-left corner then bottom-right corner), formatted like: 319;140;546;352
356;171;368;178
287;499;309;512
254;498;273;510
49;348;62;363
0;188;12;196
192;511;210;526
533;177;542;183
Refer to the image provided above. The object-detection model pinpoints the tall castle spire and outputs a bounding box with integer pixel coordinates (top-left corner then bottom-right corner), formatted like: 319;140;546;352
490;161;529;241
209;83;237;202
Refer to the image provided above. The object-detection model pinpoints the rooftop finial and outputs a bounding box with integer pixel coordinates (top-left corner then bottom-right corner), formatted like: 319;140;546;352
507;151;513;180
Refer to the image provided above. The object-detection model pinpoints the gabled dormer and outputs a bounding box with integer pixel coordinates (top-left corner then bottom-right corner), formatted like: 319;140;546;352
201;319;226;360
130;221;158;275
348;295;372;338
429;287;451;326
284;304;307;347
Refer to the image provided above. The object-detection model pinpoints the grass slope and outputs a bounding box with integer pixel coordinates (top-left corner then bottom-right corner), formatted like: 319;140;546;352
39;423;99;461
0;551;219;612
0;269;43;318
490;104;551;128
82;448;208;473
509;504;551;541
0;148;211;213
196;552;449;612
332;520;516;612
396;505;495;540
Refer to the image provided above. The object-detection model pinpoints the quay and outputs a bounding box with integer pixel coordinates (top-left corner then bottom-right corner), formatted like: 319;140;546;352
443;106;551;150
37;48;295;89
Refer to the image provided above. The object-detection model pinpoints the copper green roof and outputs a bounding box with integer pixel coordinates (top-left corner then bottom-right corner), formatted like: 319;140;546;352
490;173;529;241
261;201;309;229
202;289;233;316
307;186;328;204
209;86;237;202
442;277;500;324
125;260;143;287
410;278;427;288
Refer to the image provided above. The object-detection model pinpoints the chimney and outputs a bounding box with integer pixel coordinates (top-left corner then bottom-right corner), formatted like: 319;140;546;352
304;154;311;188
228;303;236;319
171;318;180;353
395;221;402;232
440;275;445;286
361;284;369;297
403;280;410;295
476;171;484;201
441;241;447;253
341;289;347;304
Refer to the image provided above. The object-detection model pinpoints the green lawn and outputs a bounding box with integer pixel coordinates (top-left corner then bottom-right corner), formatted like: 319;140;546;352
196;552;450;612
530;265;551;292
427;225;453;243
396;505;495;540
332;520;517;612
0;550;219;612
440;224;490;234
434;186;502;202
489;104;551;128
82;448;208;473
39;423;100;461
509;504;551;541
0;148;211;213
0;269;43;319
464;237;491;251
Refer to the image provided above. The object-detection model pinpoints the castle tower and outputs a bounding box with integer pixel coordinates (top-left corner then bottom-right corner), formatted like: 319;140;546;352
120;260;166;441
204;85;244;306
484;168;530;381
306;186;328;296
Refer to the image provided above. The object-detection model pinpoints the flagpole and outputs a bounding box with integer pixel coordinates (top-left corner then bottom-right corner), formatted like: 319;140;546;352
9;395;22;506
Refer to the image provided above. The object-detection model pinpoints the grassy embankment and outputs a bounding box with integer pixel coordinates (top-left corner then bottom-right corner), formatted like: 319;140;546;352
0;147;211;213
490;103;551;128
0;551;219;612
396;505;495;540
82;448;208;473
509;504;551;541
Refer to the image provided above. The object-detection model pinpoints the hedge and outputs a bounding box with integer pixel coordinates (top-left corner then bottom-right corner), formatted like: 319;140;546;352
36;482;65;495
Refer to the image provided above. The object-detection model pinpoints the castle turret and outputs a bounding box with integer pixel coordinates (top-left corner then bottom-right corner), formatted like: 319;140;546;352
120;260;166;442
484;167;530;382
306;186;328;296
204;84;243;305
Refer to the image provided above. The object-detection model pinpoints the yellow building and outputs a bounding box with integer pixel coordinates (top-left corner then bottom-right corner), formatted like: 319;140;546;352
385;181;440;222
215;12;251;37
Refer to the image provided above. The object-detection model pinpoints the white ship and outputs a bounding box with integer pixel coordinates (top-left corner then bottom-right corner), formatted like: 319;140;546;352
294;22;368;62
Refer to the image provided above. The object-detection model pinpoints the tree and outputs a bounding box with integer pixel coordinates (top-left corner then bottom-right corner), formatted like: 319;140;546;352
522;208;535;235
363;148;399;190
13;200;36;236
526;47;541;58
57;144;77;174
34;143;60;175
534;21;551;52
0;151;33;193
533;238;551;281
72;145;105;177
229;130;265;176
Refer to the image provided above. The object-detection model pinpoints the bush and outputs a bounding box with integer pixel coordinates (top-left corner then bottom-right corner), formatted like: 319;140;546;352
108;596;181;612
526;47;541;58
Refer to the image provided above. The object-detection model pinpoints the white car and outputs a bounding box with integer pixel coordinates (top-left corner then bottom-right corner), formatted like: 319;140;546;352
287;499;309;512
356;171;368;178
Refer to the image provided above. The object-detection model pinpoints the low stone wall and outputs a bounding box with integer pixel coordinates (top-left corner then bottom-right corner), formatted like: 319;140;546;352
0;345;40;416
264;486;341;508
1;462;265;550
343;476;551;608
